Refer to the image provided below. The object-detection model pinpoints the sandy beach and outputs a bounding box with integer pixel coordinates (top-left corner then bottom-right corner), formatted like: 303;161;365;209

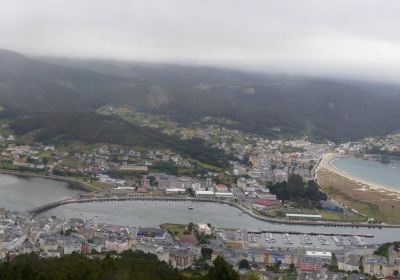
317;153;400;198
315;153;400;223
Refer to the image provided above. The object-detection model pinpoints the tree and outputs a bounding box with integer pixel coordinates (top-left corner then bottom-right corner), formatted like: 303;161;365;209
201;247;213;260
246;272;260;280
188;188;195;197
0;250;186;280
329;253;338;271
266;261;281;273
207;256;239;280
268;175;327;208
42;157;49;165
238;259;250;270
188;222;194;233
90;248;98;254
147;175;156;186
359;256;364;273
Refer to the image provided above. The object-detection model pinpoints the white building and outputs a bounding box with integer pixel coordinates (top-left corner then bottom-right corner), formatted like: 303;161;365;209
197;224;212;235
165;188;186;195
214;192;234;199
195;190;214;198
286;213;322;221
306;251;332;259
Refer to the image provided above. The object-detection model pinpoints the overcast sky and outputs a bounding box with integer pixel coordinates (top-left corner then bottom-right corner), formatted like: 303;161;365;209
1;0;400;82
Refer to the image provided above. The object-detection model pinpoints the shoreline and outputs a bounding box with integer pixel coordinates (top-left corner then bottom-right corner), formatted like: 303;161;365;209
33;195;400;228
317;153;400;198
0;169;94;192
2;166;400;227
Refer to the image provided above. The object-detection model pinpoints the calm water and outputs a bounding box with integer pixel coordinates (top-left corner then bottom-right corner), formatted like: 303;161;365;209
331;157;400;190
0;174;84;211
1;174;400;244
44;200;400;244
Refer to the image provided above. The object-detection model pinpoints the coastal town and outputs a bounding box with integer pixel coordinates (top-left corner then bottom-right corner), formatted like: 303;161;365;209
1;115;399;221
1;208;400;279
0;115;400;279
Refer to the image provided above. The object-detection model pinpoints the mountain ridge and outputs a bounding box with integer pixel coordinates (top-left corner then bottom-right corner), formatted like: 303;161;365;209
1;49;400;141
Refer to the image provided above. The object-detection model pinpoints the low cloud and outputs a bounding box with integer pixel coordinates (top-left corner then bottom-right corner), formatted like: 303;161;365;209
1;0;400;82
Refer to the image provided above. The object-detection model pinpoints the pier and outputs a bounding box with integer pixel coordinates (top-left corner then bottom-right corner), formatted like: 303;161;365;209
247;229;374;238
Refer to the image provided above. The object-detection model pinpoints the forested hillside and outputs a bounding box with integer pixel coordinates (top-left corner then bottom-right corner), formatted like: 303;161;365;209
0;251;239;280
11;112;233;168
1;49;400;142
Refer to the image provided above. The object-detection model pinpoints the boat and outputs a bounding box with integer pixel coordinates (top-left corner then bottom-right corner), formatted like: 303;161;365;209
282;233;293;244
188;206;194;210
332;236;343;246
269;233;276;243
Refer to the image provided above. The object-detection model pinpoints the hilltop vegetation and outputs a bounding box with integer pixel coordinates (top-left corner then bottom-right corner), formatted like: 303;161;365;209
11;112;232;168
1;49;400;142
0;251;183;280
0;251;239;280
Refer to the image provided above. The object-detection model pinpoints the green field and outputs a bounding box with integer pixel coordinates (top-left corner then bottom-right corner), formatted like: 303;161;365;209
319;210;367;222
263;208;367;223
160;223;188;240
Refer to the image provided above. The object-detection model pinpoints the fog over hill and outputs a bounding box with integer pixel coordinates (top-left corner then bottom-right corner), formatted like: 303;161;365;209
1;49;400;142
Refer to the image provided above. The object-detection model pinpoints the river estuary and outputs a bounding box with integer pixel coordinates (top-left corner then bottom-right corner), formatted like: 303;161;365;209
0;174;399;245
0;174;84;211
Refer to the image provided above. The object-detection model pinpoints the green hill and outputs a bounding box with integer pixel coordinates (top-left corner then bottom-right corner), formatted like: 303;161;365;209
2;49;400;142
11;112;232;168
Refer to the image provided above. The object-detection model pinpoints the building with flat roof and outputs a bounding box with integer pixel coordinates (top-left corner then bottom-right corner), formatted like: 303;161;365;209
286;213;322;221
165;188;186;195
338;254;361;272
214;192;234;199
298;256;323;272
136;228;167;240
306;251;332;259
169;247;194;269
195;190;214;198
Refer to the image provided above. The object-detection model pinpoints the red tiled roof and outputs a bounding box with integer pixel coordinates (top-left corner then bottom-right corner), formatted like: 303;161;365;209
253;199;277;207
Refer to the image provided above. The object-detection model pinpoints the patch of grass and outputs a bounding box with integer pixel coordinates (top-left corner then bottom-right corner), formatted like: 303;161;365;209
160;223;188;240
241;271;261;280
0;127;14;136
263;209;286;218
0;163;20;170
224;241;243;250
318;168;400;224
324;186;384;221
85;181;114;191
190;159;223;172
0;118;12;125
59;158;86;169
319;210;366;222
